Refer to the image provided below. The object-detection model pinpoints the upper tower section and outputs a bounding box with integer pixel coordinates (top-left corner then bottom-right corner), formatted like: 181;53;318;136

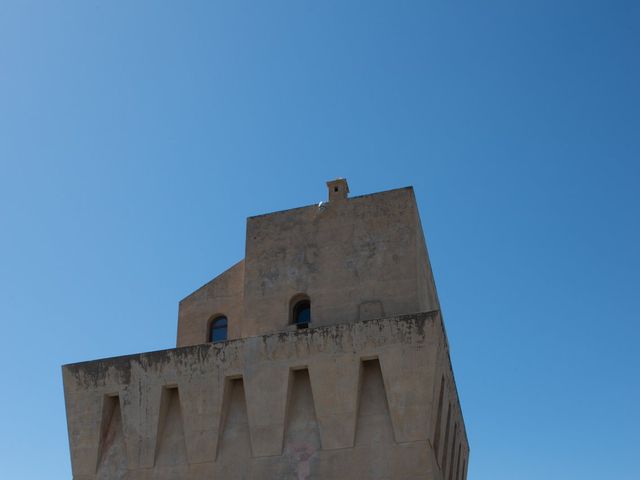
177;180;440;346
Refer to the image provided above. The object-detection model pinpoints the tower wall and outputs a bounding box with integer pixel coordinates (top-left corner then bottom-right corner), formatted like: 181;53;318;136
177;260;245;347
63;181;470;479
177;186;441;346
63;312;468;480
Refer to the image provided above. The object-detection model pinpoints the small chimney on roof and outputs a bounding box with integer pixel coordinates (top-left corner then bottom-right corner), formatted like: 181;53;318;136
326;178;349;202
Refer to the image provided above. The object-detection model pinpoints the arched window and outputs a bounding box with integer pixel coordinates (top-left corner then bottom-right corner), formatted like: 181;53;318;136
209;316;228;343
292;298;311;329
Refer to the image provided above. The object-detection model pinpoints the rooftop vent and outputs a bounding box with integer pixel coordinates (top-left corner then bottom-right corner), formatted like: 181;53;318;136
326;178;349;202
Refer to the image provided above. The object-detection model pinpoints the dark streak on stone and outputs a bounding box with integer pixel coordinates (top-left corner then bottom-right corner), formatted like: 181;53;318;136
63;310;440;389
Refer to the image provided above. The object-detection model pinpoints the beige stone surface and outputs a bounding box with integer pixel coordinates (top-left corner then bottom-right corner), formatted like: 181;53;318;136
63;180;469;479
63;312;468;479
177;260;245;347
177;183;441;346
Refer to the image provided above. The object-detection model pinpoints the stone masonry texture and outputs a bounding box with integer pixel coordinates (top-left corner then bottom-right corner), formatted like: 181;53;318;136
62;179;469;480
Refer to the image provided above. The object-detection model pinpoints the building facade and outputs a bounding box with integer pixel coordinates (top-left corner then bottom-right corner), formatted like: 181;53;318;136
63;179;469;480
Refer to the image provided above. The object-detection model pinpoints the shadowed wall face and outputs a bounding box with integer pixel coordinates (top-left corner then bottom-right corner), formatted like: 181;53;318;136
96;396;126;480
216;378;251;478
154;388;188;471
281;369;322;478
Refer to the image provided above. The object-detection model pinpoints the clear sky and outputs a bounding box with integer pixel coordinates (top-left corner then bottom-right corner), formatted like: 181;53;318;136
1;1;638;478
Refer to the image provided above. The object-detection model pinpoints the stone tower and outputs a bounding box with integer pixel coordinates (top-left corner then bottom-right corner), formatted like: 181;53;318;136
63;179;469;480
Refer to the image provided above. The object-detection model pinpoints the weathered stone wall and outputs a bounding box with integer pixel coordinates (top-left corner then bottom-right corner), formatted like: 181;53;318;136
177;186;441;346
63;312;468;480
64;181;470;479
177;260;245;347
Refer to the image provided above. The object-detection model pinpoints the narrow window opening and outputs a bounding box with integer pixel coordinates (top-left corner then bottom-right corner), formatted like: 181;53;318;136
449;424;458;480
334;186;338;192
442;403;451;476
433;377;445;462
291;297;311;329
210;316;228;343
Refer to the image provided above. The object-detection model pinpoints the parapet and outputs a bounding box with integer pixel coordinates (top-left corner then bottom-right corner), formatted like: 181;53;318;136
62;311;468;479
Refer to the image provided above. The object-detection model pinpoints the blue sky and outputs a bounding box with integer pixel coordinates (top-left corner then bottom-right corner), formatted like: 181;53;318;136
1;1;638;478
